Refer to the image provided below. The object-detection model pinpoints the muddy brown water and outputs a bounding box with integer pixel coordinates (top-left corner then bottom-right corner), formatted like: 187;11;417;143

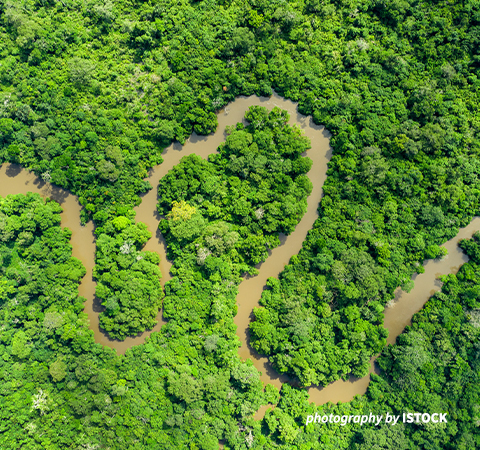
1;93;479;414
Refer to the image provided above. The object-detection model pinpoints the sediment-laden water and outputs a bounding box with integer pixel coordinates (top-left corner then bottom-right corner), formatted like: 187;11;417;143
1;93;478;410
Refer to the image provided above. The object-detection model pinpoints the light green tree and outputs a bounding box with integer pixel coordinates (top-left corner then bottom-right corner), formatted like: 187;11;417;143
11;330;31;359
49;357;67;382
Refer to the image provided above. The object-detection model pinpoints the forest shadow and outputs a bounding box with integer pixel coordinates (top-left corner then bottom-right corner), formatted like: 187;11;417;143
4;163;22;178
92;294;104;314
43;183;71;206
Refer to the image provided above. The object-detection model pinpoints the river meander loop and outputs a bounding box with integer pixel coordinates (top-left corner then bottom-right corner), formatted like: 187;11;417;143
1;92;478;408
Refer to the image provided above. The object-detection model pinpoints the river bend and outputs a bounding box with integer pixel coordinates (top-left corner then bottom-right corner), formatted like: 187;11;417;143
0;93;478;408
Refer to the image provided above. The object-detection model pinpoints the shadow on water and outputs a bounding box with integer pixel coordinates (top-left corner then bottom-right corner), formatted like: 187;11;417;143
4;163;22;177
92;294;105;314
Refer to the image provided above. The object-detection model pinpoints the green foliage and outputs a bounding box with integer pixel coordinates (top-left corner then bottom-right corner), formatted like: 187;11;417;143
0;194;268;449
11;330;31;359
94;216;163;340
49;357;67;382
168;200;197;221
240;0;480;386
158;106;312;266
68;57;96;87
258;236;480;449
2;0;480;448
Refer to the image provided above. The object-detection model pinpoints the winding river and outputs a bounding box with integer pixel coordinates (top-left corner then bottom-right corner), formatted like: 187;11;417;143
0;92;478;411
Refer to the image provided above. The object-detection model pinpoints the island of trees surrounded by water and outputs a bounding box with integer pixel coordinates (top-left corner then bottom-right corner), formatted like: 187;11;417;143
1;1;480;449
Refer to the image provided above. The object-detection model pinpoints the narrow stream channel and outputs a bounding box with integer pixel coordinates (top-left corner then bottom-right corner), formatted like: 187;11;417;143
1;93;478;411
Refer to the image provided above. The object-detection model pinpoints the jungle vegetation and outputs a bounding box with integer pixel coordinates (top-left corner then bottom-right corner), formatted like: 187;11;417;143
0;193;271;448
157;105;312;266
1;0;480;448
261;233;480;450
1;194;479;449
94;214;163;340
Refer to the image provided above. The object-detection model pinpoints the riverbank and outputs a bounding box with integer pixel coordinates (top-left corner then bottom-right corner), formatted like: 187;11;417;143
1;92;478;409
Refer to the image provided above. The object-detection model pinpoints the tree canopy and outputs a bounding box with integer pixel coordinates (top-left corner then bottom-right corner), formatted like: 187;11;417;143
1;0;480;448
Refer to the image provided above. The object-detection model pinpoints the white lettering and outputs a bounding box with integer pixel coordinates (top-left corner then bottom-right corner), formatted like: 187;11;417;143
391;415;400;426
304;411;447;426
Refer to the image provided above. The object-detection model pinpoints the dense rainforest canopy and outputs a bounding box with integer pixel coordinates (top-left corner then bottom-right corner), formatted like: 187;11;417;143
1;194;479;449
1;0;480;448
94;214;163;340
158;105;312;264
